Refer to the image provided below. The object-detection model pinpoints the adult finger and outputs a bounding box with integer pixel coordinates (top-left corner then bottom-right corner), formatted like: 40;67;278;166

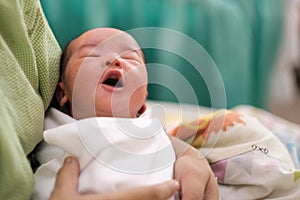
50;157;179;200
88;180;180;200
203;175;219;200
177;158;206;200
50;156;80;200
124;179;180;200
174;153;219;200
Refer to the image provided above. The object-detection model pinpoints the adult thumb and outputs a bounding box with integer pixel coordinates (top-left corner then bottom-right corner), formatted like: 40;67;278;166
50;157;80;200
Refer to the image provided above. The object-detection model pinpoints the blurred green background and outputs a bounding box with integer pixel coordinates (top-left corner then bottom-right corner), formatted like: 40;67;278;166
40;0;284;109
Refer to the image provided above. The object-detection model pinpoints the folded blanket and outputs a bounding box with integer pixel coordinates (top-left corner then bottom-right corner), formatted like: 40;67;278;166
233;105;300;168
170;109;300;200
33;108;176;200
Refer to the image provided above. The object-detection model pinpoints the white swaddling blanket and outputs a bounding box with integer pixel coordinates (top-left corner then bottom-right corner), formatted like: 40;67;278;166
33;108;176;200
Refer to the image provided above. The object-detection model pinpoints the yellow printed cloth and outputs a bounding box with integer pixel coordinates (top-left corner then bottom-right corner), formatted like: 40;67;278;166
170;110;300;199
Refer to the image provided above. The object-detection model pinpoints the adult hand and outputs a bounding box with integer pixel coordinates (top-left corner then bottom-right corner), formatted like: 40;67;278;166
50;157;180;200
171;137;219;200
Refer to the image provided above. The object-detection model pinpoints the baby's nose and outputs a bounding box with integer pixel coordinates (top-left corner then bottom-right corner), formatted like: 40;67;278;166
104;55;122;68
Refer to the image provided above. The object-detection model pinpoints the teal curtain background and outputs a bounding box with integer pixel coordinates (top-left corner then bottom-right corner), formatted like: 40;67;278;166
40;0;284;109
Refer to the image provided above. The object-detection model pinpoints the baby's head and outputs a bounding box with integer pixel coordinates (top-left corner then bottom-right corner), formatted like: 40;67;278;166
55;28;148;119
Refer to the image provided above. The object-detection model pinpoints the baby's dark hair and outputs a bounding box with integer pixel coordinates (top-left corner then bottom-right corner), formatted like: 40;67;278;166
59;42;73;81
48;42;72;111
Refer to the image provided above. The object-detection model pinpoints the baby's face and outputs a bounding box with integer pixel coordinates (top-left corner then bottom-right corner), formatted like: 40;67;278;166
61;28;148;119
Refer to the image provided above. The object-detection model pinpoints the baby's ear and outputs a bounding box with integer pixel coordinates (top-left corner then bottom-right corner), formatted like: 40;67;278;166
56;82;69;107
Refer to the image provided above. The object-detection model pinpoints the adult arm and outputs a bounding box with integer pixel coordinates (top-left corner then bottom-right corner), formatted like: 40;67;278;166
0;0;60;199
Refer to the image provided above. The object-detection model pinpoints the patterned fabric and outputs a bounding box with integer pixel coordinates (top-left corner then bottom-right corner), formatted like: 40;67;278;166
170;110;300;199
0;0;60;199
233;105;300;168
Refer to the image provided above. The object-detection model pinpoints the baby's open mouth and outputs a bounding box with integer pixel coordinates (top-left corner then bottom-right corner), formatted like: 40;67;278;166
102;71;123;88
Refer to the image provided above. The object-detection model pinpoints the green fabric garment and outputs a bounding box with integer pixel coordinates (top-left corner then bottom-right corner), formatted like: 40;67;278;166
40;0;283;109
0;0;60;199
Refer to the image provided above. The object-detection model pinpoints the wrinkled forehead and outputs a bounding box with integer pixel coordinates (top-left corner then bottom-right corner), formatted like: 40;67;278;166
70;29;143;56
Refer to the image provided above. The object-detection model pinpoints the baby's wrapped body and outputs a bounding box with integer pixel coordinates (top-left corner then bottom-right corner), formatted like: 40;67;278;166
33;108;176;200
170;109;300;200
34;107;300;200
